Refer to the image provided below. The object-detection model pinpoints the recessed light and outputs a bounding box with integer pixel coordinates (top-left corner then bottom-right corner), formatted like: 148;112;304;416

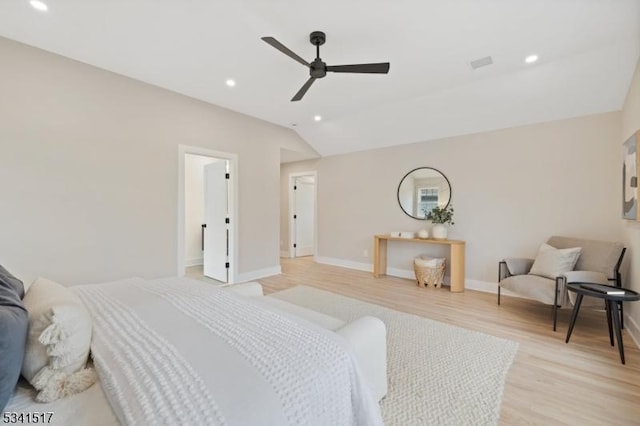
225;79;236;87
525;54;539;64
29;0;48;11
314;115;322;122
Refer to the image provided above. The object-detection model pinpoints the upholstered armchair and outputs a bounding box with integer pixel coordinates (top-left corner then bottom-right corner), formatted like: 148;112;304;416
498;236;626;331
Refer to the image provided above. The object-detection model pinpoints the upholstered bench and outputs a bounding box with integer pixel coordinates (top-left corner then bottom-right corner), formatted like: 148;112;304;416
228;282;388;401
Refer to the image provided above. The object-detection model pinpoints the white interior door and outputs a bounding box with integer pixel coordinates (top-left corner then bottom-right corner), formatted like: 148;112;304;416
203;160;229;282
293;176;315;257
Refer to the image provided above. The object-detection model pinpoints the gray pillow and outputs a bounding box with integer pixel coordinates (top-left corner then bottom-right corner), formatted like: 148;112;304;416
529;243;582;279
0;264;24;299
0;265;28;412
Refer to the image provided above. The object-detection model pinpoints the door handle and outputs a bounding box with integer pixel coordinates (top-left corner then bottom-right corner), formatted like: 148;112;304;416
201;224;206;250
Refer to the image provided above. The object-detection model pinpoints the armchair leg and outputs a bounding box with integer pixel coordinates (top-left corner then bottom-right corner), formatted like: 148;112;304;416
553;279;560;332
620;301;624;329
497;262;501;307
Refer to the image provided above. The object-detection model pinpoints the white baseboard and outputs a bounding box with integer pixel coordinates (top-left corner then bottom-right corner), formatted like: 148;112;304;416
236;265;282;283
624;314;640;350
465;279;498;294
314;256;372;272
386;267;414;280
280;250;290;258
311;256;640;349
313;256;533;298
296;246;314;257
185;257;203;267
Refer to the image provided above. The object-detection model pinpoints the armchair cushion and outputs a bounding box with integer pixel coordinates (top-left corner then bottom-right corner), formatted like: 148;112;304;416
504;258;535;276
562;271;608;285
499;274;560;306
547;236;624;278
529;243;581;279
562;271;608;307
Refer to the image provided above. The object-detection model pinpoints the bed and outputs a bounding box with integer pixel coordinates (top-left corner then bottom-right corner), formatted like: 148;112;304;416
2;276;383;426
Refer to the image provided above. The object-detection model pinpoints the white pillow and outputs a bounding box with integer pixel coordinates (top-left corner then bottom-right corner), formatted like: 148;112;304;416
529;243;582;279
21;277;96;402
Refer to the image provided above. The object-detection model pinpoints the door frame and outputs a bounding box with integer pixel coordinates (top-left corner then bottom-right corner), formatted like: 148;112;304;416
288;171;317;259
177;145;238;283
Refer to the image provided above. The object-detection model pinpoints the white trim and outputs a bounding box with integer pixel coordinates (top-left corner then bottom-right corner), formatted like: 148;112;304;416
313;256;538;297
386;267;416;281
185;257;204;267
316;255;640;348
314;256;372;272
280;250;290;258
289;171;317;259
624;314;640;350
465;279;500;294
177;145;238;284
310;256;637;349
295;246;314;257
236;266;282;283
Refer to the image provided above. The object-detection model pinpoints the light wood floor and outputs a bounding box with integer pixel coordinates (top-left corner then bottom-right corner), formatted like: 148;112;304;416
258;257;640;426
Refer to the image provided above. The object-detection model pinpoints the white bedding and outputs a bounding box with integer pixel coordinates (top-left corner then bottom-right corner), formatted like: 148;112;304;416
5;277;382;426
7;377;118;426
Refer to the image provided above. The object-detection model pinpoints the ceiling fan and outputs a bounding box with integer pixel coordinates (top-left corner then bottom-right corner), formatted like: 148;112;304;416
261;31;390;102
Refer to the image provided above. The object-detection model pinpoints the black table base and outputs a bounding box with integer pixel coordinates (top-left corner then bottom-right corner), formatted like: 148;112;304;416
565;283;639;365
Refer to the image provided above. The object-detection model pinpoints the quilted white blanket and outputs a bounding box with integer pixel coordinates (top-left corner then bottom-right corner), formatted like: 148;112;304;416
73;278;382;426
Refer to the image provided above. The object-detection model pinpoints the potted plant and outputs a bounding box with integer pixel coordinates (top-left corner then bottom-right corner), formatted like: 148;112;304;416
427;205;454;239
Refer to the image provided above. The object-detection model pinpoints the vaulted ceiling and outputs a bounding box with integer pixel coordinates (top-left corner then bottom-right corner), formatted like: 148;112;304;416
1;0;638;157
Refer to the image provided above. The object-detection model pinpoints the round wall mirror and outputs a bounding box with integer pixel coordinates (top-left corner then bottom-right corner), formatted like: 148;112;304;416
397;167;451;220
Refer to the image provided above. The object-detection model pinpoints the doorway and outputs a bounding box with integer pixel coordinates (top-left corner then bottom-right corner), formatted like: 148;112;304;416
289;172;316;258
177;145;237;284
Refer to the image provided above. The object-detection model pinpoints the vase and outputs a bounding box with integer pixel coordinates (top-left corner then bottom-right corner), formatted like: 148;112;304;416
417;229;429;239
431;224;448;240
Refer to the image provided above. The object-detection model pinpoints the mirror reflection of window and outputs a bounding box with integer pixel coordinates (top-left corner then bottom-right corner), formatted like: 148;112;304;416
397;167;451;220
417;187;438;217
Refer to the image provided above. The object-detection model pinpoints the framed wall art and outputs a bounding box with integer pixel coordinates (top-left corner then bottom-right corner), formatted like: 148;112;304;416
623;130;639;220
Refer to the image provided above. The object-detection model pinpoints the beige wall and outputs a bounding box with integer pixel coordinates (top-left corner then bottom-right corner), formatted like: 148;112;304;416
283;112;623;285
0;37;315;285
621;58;640;340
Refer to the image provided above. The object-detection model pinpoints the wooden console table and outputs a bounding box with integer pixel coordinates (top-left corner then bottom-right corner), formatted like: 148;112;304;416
373;234;466;292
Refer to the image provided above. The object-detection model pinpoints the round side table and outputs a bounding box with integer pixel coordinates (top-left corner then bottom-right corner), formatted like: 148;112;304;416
566;282;640;364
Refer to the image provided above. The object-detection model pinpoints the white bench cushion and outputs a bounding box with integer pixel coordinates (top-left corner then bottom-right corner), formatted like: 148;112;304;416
228;282;388;401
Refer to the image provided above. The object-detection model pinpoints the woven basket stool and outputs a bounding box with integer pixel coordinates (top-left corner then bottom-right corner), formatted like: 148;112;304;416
414;257;446;288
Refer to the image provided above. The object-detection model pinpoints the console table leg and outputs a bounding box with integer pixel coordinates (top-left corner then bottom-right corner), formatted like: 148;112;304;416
449;243;465;292
373;237;387;278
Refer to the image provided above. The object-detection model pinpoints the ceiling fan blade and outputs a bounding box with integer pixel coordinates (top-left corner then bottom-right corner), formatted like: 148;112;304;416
291;77;316;102
326;63;390;74
261;36;310;67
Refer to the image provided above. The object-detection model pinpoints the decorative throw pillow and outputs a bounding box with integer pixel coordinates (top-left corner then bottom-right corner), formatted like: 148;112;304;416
21;277;96;402
0;264;24;299
529;243;582;279
0;265;28;412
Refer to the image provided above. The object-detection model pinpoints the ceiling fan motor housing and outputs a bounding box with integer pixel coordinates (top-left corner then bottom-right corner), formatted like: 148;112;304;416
309;31;327;78
310;59;327;78
310;31;326;46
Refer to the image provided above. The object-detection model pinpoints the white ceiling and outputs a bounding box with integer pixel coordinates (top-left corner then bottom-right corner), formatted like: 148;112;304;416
1;0;639;157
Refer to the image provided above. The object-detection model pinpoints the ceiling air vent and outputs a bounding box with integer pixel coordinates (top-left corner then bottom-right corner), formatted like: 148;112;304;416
469;56;493;70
